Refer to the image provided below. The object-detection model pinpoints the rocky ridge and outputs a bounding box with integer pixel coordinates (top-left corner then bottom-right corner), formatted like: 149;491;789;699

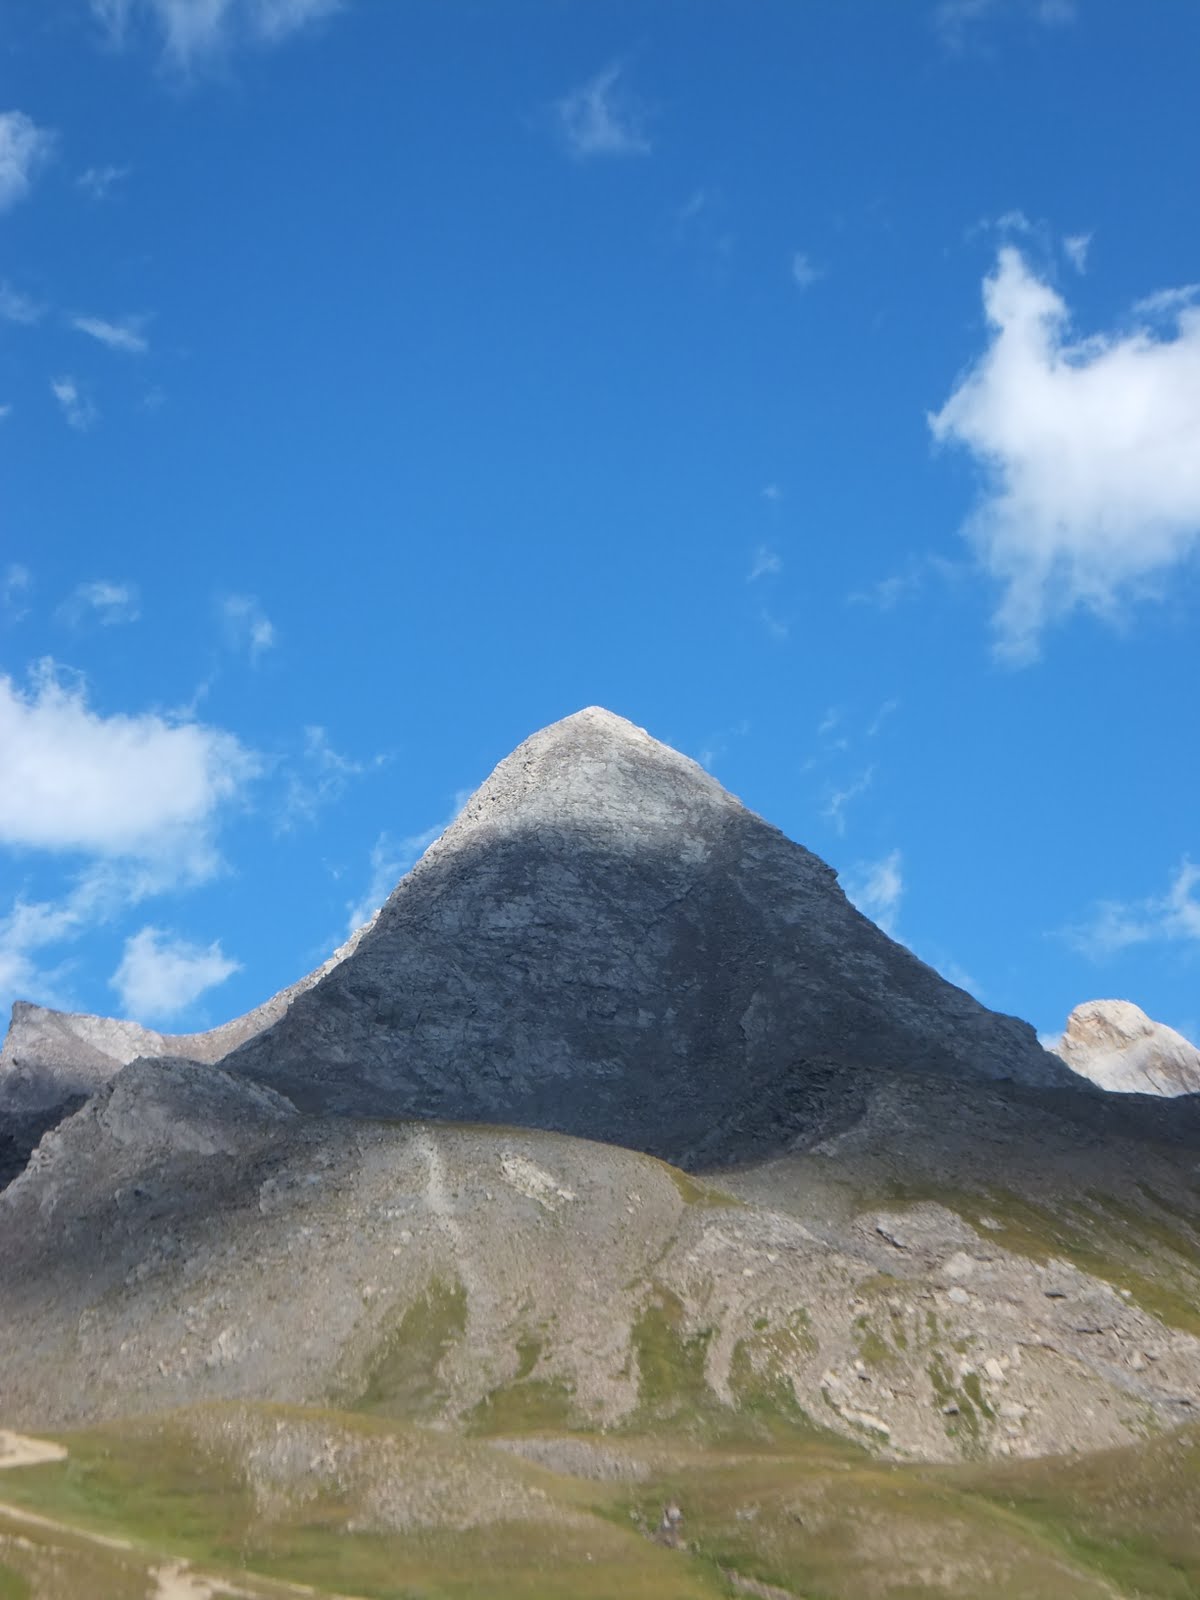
1056;999;1200;1096
0;917;375;1116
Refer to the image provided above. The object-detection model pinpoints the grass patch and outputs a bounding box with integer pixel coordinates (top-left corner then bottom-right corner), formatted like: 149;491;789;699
346;1275;468;1418
0;1566;29;1600
465;1333;578;1436
660;1164;740;1209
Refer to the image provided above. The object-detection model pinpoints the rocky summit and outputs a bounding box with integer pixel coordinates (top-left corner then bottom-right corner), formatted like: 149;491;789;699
213;707;1070;1167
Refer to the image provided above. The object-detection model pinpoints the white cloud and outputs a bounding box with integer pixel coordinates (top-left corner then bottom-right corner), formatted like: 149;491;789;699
0;112;55;212
791;252;822;290
2;565;32;623
759;608;789;641
747;545;782;582
0;658;256;860
92;0;340;66
556;64;651;159
50;376;97;431
71;313;149;354
845;849;904;935
761;483;782;503
0;282;43;325
930;248;1200;661
220;593;276;661
60;579;142;628
77;163;130;200
110;925;239;1022
1066;861;1200;959
1063;232;1091;273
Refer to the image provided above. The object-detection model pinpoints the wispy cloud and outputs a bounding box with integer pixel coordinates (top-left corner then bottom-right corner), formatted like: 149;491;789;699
555;63;651;159
823;766;874;835
1065;861;1200;959
282;725;383;830
2;565;32;624
1134;284;1200;320
847;553;964;611
791;251;822;290
935;0;1076;50
1063;231;1091;273
110;925;239;1022
759;607;789;641
91;0;341;68
345;791;472;935
747;545;782;582
0;111;55;212
0;282;43;325
930;247;1200;662
220;593;276;662
866;698;900;737
70;313;150;354
845;849;904;935
59;579;142;628
77;163;130;200
50;376;97;431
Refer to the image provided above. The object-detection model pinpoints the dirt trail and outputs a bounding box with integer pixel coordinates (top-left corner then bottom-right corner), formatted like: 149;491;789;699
0;1492;372;1600
0;1430;67;1470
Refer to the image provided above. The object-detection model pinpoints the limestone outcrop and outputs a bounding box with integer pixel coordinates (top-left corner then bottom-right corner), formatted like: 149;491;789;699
1055;999;1200;1096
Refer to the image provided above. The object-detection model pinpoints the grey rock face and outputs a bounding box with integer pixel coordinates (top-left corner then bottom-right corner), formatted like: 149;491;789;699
1055;999;1200;1096
225;708;1071;1167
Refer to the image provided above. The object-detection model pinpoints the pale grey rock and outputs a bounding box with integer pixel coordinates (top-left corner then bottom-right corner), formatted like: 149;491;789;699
1055;1000;1200;1097
224;708;1072;1167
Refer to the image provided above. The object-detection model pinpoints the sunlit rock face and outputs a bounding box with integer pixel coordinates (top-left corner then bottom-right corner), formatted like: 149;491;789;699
224;707;1070;1167
1054;999;1200;1097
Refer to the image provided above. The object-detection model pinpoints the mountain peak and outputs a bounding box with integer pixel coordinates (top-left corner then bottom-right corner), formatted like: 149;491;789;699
222;711;1070;1162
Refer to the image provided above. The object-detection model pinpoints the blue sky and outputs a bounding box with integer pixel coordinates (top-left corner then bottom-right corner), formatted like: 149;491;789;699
1;0;1198;1049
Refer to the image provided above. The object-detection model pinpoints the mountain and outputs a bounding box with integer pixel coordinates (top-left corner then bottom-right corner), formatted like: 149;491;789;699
3;709;1200;1598
1055;999;1200;1096
219;707;1070;1167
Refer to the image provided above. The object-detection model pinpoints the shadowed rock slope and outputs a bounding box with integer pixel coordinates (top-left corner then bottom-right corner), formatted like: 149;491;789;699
222;707;1070;1168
